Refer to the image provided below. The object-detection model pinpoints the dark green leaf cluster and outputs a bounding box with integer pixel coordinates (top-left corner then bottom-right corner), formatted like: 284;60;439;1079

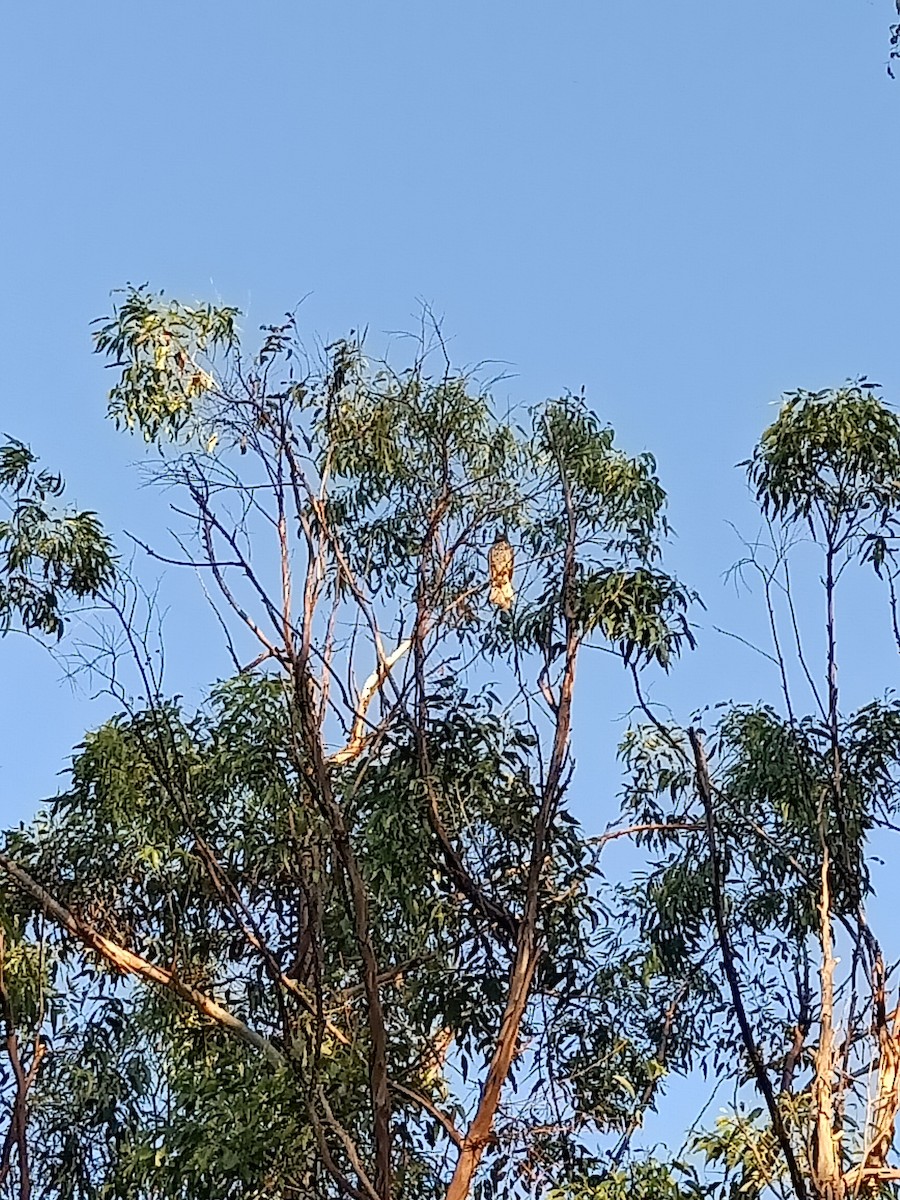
315;364;526;611
536;397;668;562
747;384;900;536
692;1106;792;1200
573;567;696;668
34;993;317;1200
0;670;616;1197
550;1158;708;1200
616;696;900;1094
481;397;693;667
0;439;115;636
551;945;689;1132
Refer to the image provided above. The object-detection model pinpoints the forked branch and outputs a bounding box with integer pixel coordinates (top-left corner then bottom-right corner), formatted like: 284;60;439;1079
329;639;412;766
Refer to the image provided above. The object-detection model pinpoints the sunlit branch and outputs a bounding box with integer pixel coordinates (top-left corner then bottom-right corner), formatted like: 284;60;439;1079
0;850;285;1069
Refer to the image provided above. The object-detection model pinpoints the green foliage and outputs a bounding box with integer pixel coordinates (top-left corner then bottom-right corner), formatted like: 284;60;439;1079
0;922;49;1035
0;439;115;636
13;289;900;1200
692;1106;796;1200
321;363;525;603
747;383;900;537
93;284;238;441
536;396;668;562
0;669;603;1196
552;946;687;1132
483;396;696;668
573;566;696;668
0;297;705;1198
620;695;900;987
549;1159;708;1199
33;995;317;1200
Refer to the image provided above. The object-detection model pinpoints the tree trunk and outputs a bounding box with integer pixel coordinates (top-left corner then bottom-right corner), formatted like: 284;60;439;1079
444;935;539;1200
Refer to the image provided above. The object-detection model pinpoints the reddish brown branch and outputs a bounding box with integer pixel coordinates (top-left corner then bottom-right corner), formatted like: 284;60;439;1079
446;425;580;1200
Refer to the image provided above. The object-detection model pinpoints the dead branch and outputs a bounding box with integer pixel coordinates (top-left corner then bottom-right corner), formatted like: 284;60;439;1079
329;639;412;766
587;822;704;848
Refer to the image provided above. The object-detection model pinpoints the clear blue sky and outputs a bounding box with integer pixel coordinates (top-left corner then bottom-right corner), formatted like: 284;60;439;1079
3;0;899;853
2;0;899;1145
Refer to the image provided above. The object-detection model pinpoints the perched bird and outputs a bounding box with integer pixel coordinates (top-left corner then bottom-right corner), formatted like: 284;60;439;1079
488;531;515;611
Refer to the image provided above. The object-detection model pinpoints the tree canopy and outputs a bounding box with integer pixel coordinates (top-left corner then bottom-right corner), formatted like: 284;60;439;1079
2;290;900;1200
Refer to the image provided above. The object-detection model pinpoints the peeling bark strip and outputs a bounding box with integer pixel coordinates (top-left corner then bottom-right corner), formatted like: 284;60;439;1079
0;851;285;1068
328;639;412;765
847;954;900;1191
810;850;843;1200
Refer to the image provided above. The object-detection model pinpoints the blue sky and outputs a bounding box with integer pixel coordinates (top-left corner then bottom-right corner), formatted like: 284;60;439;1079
2;0;900;1149
3;0;899;879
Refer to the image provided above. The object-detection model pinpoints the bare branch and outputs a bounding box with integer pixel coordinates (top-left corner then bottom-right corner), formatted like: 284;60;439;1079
316;1087;381;1200
329;639;412;766
391;1082;464;1149
586;822;704;848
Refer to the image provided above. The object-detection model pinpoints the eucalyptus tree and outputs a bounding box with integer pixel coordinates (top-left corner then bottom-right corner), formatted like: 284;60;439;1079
5;296;900;1200
0;288;694;1200
569;384;900;1200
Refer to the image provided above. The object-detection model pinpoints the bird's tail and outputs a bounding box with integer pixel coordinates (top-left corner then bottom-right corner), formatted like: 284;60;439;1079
489;581;514;611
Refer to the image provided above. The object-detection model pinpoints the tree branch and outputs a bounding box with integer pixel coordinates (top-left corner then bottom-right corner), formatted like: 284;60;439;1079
688;729;808;1200
391;1082;464;1149
0;850;285;1068
329;639;412;766
587;822;704;848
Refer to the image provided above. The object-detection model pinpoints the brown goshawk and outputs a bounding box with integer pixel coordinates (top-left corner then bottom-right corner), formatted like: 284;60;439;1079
488;532;514;611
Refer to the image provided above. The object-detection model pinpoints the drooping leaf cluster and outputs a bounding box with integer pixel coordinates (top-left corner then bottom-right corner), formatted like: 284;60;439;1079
747;384;900;554
0;439;115;636
92;284;237;442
